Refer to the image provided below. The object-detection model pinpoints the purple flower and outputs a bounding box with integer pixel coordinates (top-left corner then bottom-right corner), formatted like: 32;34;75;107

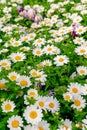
49;89;55;96
71;30;78;37
18;6;24;13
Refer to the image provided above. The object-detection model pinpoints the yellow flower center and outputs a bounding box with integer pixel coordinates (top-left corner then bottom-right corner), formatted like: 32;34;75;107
62;125;69;130
11;120;19;128
79;70;85;74
14;42;19;46
36;50;41;55
74;100;81;106
59;58;64;62
78;29;82;33
47;47;52;51
1;62;7;67
60;31;64;34
29;92;36;97
29;111;38;119
20;80;28;86
30;35;34;38
0;83;5;89
10;75;17;81
72;87;78;93
23;37;28;41
6;66;11;70
37;39;42;43
37;65;43;70
15;56;21;61
45;63;50;66
31;71;37;77
37;73;41;78
65;95;70;100
80;49;86;53
5;104;12;111
49;102;54;108
39;101;44;107
77;39;81;42
38;126;44;130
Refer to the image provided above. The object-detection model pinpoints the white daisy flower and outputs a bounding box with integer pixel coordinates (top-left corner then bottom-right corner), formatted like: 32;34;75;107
67;82;82;96
30;69;38;77
33;48;43;56
9;52;26;63
51;15;58;19
58;119;72;130
0;48;8;53
1;100;15;113
4;42;11;48
37;120;50;130
0;39;2;43
63;92;72;101
16;0;23;4
20;46;30;52
73;37;85;45
0;59;11;68
20;35;30;42
47;0;55;2
50;18;57;24
46;96;60;113
35;96;47;111
76;66;87;76
73;16;82;23
56;21;63;28
7;115;23;130
43;45;54;55
23;105;43;124
33;38;45;47
0;79;8;90
54;37;63;43
54;55;69;66
42;60;52;67
76;26;86;35
75;45;87;56
81;0;87;3
8;71;20;81
16;75;31;88
3;7;12;14
81;10;87;15
43;45;60;55
81;84;87;95
27;88;38;98
82;116;87;130
35;71;47;84
24;89;38;105
11;40;22;47
24;125;37;130
71;95;86;110
37;63;43;70
1;26;12;33
28;33;36;41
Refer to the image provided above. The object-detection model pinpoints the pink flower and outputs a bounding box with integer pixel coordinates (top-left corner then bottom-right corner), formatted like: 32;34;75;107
34;15;42;24
27;8;36;20
20;10;28;18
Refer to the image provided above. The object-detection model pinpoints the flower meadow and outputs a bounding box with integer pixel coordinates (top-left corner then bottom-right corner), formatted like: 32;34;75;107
0;0;87;129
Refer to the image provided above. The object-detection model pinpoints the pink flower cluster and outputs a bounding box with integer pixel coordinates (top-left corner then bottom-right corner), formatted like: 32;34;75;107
18;6;42;24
